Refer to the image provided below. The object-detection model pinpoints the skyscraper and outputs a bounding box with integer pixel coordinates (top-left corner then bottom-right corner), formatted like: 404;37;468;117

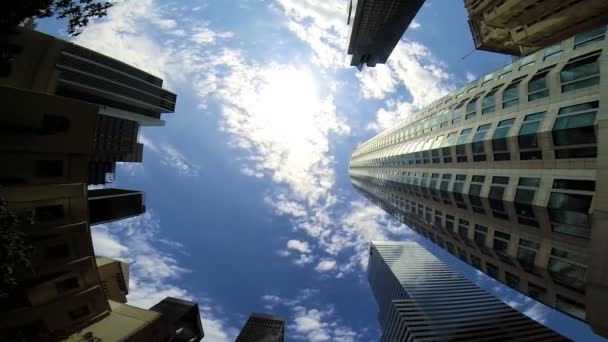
369;241;567;341
2;27;176;185
465;0;608;55
350;31;608;336
346;0;425;70
88;188;146;225
236;313;285;342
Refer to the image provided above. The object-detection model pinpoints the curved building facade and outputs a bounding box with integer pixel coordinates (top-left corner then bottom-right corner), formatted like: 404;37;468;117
350;28;608;336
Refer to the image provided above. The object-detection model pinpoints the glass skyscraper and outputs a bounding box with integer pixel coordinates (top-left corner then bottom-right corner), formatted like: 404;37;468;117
351;29;608;336
368;241;567;341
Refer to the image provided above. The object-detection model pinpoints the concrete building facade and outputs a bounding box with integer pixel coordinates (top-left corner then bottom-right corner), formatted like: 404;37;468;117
350;31;608;336
236;313;285;342
369;241;567;341
464;0;608;55
0;86;111;340
1;28;176;185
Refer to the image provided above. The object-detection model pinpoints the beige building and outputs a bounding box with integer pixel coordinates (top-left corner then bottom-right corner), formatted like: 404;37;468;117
465;0;608;55
350;31;608;336
96;257;130;304
0;86;111;340
66;297;204;342
2;27;177;185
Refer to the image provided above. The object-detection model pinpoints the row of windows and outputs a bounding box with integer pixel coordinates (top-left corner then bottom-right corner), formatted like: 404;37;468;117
353;45;603;160
352;171;595;239
369;192;589;321
350;100;599;167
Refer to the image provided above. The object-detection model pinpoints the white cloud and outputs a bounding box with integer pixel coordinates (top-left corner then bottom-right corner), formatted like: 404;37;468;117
466;71;477;83
410;19;421;30
274;0;349;68
314;259;336;272
191;24;234;44
140;135;200;177
287;239;312;254
356;64;397;100
91;213;238;341
261;290;359;341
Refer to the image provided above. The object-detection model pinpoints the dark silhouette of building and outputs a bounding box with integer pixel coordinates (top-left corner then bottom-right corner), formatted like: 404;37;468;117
150;297;204;342
350;32;608;337
1;27;176;185
465;1;608;55
346;0;425;69
236;313;285;342
369;241;567;341
88;188;145;225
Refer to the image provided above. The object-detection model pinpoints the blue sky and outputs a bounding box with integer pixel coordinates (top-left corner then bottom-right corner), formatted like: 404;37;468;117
38;1;605;341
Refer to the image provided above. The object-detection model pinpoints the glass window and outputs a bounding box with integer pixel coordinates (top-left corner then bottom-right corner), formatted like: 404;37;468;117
499;64;512;79
465;97;479;120
471;255;482;269
560;53;600;92
486;263;499;278
548;192;593;238
517;238;539;273
544;43;563;62
548;247;588;291
556;295;586;320
505;272;520;290
492;118;515;161
528;69;551;101
493;231;510;256
519;54;536;71
574;26;606;49
553;101;598;159
502;81;520;109
456;128;473;162
471;124;492;161
482;88;498;114
528;282;546;301
553;179;595;191
518;112;546;160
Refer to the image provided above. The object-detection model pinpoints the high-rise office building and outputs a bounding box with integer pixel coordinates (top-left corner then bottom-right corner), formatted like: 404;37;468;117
346;0;425;70
465;0;608;55
350;31;608;336
369;241;567;341
1;27;176;185
150;297;205;342
88;188;146;225
236;313;285;342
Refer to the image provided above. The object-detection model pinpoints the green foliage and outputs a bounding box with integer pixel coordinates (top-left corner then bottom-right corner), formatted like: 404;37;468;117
1;0;113;36
0;200;34;298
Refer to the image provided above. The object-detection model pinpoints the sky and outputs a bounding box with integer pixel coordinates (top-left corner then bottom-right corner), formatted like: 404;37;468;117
38;1;606;341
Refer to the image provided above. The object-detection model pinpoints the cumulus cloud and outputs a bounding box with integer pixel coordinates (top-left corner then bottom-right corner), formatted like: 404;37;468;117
274;0;349;68
287;240;312;254
91;213;238;341
314;259;337;272
260;290;360;341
